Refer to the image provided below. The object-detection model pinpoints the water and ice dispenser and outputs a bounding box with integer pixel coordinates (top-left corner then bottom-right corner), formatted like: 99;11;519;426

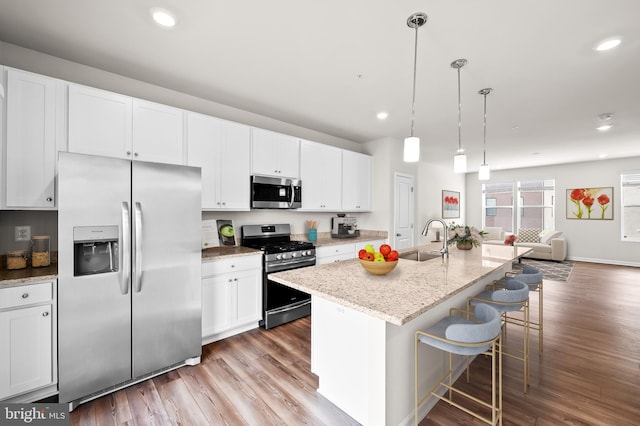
73;226;119;276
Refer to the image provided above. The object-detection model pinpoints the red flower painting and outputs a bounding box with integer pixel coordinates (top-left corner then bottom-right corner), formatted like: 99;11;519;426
567;187;612;220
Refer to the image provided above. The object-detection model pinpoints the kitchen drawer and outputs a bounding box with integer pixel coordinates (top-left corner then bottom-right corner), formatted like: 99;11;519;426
0;282;53;310
316;243;356;259
202;254;262;277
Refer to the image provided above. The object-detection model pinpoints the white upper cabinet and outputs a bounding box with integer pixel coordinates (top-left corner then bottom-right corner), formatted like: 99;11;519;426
342;150;372;211
4;68;58;209
68;84;132;159
251;128;300;178
68;84;185;165
132;99;184;164
300;140;342;211
187;112;250;210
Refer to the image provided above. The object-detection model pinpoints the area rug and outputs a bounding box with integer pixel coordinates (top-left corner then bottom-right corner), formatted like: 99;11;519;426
512;258;576;282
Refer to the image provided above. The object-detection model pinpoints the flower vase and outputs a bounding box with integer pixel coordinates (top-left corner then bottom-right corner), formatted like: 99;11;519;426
456;241;473;250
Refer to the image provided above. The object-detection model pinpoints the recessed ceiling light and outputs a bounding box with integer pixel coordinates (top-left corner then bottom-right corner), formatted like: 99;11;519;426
376;112;388;120
594;38;621;51
597;124;613;131
150;7;176;27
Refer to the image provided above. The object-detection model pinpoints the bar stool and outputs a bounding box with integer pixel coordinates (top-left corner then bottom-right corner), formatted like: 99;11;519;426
504;265;543;353
467;279;530;393
415;303;502;426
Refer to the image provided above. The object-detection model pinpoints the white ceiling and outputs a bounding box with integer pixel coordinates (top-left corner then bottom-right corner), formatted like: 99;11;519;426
1;0;639;172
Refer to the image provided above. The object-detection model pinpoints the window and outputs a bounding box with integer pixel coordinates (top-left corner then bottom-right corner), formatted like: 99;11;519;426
517;179;555;230
482;179;555;233
621;172;640;242
482;182;515;232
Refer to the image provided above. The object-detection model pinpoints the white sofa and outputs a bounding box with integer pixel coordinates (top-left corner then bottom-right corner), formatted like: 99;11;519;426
482;227;567;261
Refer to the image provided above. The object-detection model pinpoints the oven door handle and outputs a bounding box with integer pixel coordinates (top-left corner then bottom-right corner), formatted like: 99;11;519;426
268;299;311;315
266;257;316;273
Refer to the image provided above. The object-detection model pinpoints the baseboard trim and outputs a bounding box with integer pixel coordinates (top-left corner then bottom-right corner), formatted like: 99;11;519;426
567;256;640;268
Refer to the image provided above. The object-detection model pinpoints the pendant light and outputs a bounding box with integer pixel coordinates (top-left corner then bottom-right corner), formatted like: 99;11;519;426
478;88;493;180
403;12;427;163
451;59;468;173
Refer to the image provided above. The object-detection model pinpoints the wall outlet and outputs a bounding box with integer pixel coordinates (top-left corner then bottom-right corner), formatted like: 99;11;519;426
15;226;31;241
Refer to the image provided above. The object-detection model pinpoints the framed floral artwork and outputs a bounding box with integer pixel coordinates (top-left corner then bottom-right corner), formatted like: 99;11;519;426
442;190;460;219
566;187;613;220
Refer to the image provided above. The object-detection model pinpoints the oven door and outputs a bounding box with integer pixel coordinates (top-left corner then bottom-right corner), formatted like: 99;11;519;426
263;261;313;329
251;175;302;209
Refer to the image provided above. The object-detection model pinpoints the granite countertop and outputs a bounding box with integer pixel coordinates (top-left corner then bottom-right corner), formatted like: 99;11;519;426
269;243;531;326
291;230;388;247
201;246;263;262
0;262;58;288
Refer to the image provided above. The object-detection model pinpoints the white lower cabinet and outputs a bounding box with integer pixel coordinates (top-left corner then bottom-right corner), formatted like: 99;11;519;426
0;281;57;402
316;243;356;265
201;254;262;344
316;239;388;265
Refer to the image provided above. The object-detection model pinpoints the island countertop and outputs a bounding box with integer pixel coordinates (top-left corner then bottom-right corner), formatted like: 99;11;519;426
269;243;531;326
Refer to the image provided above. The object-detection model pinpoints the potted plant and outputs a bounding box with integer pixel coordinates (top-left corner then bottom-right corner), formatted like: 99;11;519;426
447;223;486;250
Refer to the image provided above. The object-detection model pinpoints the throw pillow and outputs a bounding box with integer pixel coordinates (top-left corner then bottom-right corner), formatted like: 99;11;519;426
517;228;541;243
540;230;562;245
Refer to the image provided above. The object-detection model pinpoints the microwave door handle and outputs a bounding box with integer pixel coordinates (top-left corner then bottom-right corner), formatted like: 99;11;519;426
120;202;131;295
134;202;143;293
289;181;295;207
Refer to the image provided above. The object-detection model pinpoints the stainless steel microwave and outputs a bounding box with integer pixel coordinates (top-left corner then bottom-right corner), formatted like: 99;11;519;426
251;175;302;209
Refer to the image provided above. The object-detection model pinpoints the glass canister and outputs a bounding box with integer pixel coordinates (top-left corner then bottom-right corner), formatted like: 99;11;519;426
31;235;51;267
6;250;28;270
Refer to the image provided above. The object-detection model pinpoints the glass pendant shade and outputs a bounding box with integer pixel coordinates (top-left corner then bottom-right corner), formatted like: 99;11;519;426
403;136;420;162
454;152;467;173
478;163;490;180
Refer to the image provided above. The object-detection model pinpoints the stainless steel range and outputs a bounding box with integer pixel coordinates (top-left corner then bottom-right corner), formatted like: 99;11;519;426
241;224;315;329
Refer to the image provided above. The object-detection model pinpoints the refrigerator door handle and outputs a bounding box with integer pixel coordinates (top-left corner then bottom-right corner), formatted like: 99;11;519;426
120;202;131;295
134;202;143;293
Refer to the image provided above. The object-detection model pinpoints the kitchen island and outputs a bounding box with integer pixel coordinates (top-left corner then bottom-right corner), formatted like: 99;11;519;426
269;243;531;426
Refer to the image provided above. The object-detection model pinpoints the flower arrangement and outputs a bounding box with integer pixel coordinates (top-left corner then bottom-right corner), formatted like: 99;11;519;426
446;223;487;248
504;234;517;246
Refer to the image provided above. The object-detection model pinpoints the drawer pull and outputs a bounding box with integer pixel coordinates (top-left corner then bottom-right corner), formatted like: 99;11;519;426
22;293;29;299
42;312;49;317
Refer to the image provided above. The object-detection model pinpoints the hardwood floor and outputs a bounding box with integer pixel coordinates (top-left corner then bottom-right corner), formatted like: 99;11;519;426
70;262;640;425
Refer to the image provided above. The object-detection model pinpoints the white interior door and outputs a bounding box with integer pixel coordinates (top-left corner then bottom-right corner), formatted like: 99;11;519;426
394;173;415;249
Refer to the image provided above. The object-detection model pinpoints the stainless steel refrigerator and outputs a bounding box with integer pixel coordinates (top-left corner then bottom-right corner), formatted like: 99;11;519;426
57;152;202;408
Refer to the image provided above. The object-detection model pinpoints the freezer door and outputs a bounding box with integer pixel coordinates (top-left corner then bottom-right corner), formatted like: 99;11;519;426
58;152;132;403
131;161;202;377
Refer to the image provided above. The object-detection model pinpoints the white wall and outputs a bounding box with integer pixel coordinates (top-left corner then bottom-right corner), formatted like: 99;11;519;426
465;157;640;266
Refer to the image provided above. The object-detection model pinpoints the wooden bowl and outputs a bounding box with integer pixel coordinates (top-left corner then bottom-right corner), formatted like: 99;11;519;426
359;259;398;275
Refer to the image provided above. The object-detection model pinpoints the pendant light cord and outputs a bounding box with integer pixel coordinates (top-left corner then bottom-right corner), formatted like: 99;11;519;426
457;66;462;151
479;88;492;165
482;92;487;164
410;25;419;137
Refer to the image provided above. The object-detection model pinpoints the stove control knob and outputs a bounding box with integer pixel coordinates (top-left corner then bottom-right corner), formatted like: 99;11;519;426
276;254;282;260
292;252;299;258
282;253;289;259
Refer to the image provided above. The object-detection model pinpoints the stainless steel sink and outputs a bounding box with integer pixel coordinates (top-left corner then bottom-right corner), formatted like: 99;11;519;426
398;250;442;262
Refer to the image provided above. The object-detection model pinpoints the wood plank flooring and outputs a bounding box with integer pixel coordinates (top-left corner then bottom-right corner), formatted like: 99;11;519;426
70;262;640;425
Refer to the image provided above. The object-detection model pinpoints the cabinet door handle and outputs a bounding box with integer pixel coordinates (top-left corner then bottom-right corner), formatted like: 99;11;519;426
22;293;29;299
46;197;53;202
126;151;132;156
42;311;49;317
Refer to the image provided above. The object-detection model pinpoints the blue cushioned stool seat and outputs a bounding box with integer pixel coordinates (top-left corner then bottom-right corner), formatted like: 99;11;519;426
467;278;530;393
415;303;503;425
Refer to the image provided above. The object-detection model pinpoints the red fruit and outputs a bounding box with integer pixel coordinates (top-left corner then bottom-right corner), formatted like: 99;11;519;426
358;249;368;259
386;250;399;261
363;252;375;262
379;244;392;256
